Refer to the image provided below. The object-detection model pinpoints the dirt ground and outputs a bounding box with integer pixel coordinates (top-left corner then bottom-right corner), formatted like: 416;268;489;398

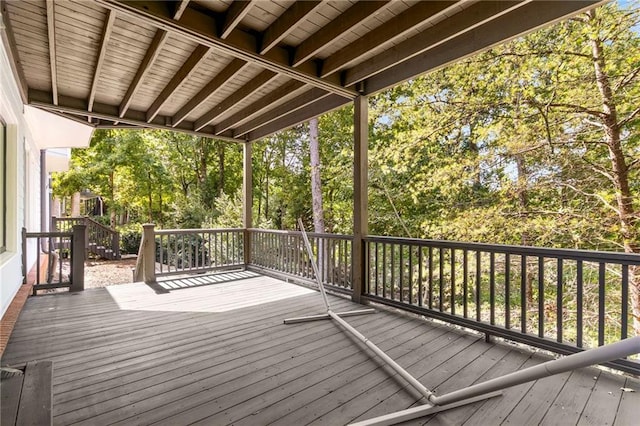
84;256;138;288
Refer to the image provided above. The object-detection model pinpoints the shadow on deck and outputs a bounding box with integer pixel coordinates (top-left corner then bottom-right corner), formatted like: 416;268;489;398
1;272;638;425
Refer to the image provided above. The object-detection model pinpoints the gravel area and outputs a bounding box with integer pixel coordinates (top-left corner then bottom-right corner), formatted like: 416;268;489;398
84;256;138;288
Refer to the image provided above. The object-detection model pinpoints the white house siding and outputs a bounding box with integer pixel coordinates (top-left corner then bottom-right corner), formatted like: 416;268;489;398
0;34;41;318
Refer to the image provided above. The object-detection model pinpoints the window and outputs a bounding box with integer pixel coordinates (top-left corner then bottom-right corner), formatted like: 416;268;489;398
0;119;6;253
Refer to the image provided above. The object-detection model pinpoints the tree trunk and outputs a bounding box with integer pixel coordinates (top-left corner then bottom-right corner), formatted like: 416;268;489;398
217;142;225;196
109;170;116;229
309;117;328;281
588;9;639;334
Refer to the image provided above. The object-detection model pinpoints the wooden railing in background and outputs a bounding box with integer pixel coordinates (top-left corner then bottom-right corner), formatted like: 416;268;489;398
249;229;353;294
52;216;120;260
22;225;85;294
134;224;244;282
364;236;640;375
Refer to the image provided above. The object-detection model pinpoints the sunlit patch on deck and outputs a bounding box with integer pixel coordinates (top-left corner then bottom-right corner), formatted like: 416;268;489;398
105;272;316;313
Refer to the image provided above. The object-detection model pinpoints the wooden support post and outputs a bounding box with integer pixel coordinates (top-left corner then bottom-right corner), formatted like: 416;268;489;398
352;95;368;303
142;223;156;284
21;227;27;284
243;141;253;267
70;224;86;292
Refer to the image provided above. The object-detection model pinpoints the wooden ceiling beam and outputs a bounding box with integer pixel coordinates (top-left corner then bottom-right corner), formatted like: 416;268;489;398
88;9;116;113
292;1;388;67
96;0;356;99
343;1;526;87
364;0;604;95
119;1;189;118
320;1;459;77
233;87;331;138
146;44;212;122
0;0;28;103
220;0;254;39
172;58;247;127
259;1;323;54
193;69;279;131
28;89;242;143
247;94;350;142
214;80;307;135
45;0;58;105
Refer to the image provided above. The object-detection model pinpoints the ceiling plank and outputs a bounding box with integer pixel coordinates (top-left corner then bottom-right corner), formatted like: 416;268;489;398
146;44;212;122
96;0;356;99
0;0;29;103
233;87;331;138
247;94;350;142
171;58;247;127
292;1;388;67
28;89;242;143
343;1;526;87
320;1;459;77
118;1;188;118
173;0;190;20
45;0;58;105
214;80;307;135
259;1;323;54
88;9;116;113
193;69;279;131
364;0;604;95
220;0;254;39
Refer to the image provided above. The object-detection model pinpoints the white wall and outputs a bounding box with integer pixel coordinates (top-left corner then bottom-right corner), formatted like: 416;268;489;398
0;35;41;318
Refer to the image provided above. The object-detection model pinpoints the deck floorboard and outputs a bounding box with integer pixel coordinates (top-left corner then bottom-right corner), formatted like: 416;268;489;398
2;272;638;425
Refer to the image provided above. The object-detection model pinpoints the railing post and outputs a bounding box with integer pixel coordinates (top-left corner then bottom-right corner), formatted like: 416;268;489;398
142;223;156;284
352;95;369;303
243;141;253;268
22;227;27;284
70;224;86;292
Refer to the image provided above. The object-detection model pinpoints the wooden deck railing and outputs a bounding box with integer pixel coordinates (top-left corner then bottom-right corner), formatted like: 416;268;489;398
134;225;245;281
52;216;120;260
249;229;353;294
363;236;640;375
132;225;639;374
22;225;85;294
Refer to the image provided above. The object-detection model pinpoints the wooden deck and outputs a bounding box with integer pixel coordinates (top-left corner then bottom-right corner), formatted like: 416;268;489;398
2;271;638;425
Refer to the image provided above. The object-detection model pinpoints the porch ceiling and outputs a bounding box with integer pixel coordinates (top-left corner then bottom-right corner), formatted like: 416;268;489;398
1;0;604;143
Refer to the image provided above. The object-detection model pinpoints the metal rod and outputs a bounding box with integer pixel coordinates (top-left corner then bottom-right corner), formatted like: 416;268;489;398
349;391;503;426
284;308;376;324
296;219;435;402
431;336;640;406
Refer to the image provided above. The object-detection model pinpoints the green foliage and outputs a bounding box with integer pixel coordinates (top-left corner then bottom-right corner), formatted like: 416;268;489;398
117;223;142;255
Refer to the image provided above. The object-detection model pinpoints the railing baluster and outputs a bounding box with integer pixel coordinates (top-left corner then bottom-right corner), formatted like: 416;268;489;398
521;254;527;334
557;258;563;343
439;247;444;312
505;253;510;329
383;243;387;299
418;247;423;307
399;244;403;303
409;245;413;304
577;260;583;348
538;256;544;338
622;264;629;340
390;243;395;301
476;251;481;322
598;262;605;346
451;248;455;315
428;246;433;309
463;249;468;318
490;251;495;325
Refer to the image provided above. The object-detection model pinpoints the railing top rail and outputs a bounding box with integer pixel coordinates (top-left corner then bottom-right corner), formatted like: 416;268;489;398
365;235;640;263
84;216;118;234
155;228;244;235
249;228;353;241
25;231;73;238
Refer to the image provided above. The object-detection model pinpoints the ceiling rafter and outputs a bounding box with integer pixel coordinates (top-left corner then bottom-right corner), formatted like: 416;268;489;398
220;0;254;39
233;87;331;138
259;1;324;54
193;69;279;131
214;80;307;135
247;94;350;142
319;1;459;77
88;9;116;114
364;0;603;95
28;89;241;143
171;58;247;127
291;1;388;67
118;1;189;118
45;0;58;105
343;1;527;87
0;0;28;103
146;44;212;122
94;0;356;99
